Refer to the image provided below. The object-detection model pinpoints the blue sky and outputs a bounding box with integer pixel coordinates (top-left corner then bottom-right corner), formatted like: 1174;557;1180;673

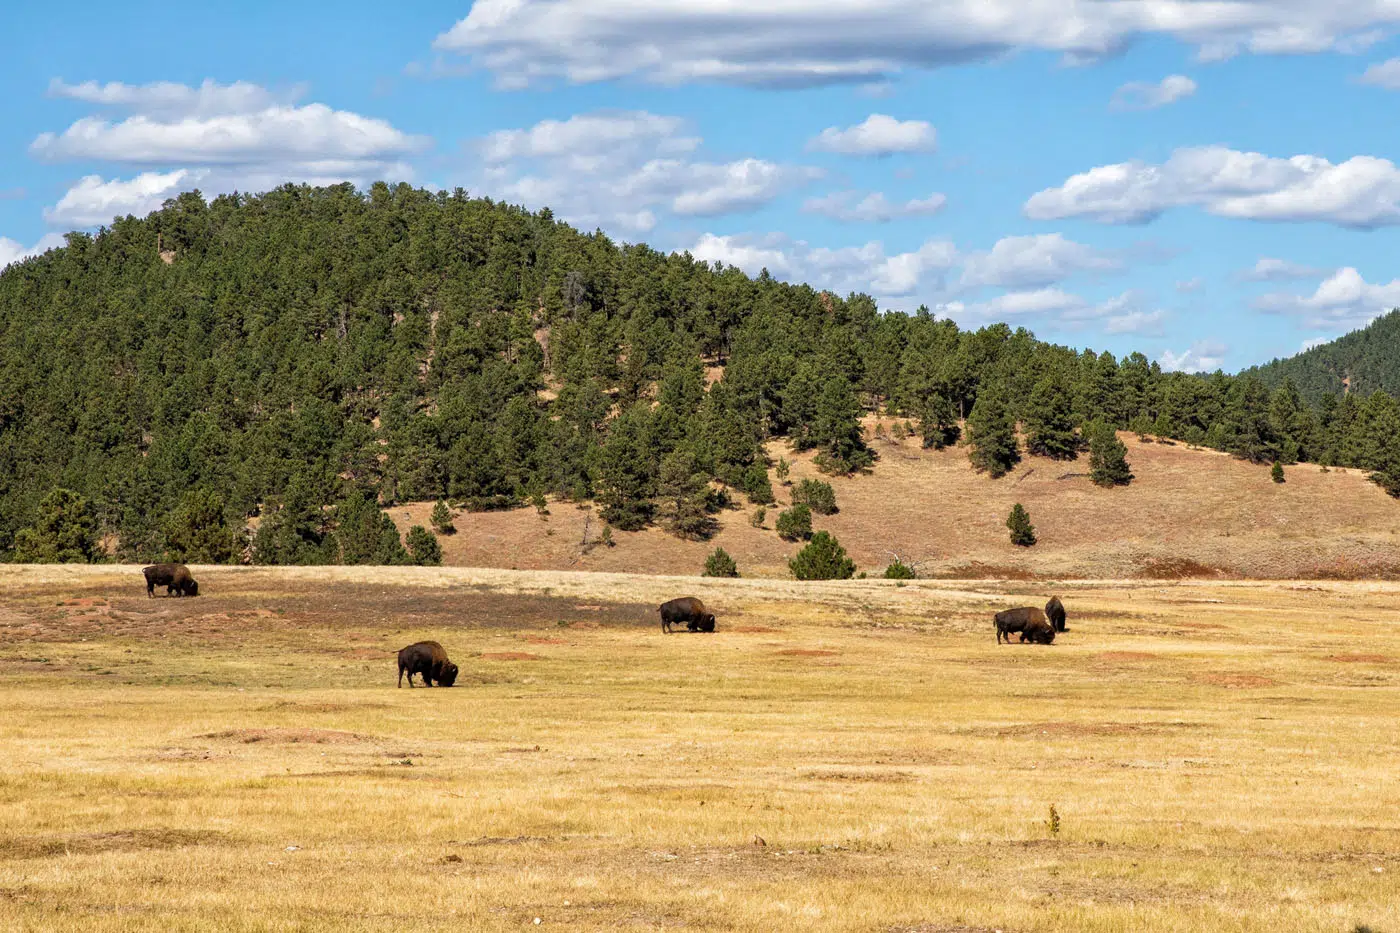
6;1;1400;372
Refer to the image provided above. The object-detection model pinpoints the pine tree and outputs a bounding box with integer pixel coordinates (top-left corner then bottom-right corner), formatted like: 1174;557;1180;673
776;458;791;484
916;391;961;450
11;489;101;563
702;547;739;578
789;531;856;580
741;463;775;505
431;500;455;535
967;386;1020;478
811;375;875;475
1006;503;1037;547
164;489;240;564
334;492;409;565
1271;461;1285;484
596;404;656;531
405;525;443;566
656;449;717;540
791;478;838;515
1024;374;1081;460
775;504;813;541
1088;421;1134;487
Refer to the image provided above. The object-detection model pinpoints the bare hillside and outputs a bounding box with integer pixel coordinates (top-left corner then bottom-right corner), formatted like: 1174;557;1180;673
386;430;1400;579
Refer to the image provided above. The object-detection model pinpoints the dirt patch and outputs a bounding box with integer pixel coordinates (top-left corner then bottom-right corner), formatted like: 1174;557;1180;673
256;701;389;713
1137;557;1227;579
0;829;224;861
1327;654;1392;664
804;769;915;783
520;635;567;645
1175;621;1230;631
775;649;840;657
198;728;381;744
1193;673;1279;688
729;625;780;633
935;563;1042;581
481;652;544;661
340;648;389;660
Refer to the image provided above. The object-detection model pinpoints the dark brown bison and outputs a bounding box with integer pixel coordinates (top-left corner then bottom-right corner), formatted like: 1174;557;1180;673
142;563;198;598
397;641;459;688
659;596;716;634
995;607;1045;644
1045;596;1067;633
1020;618;1057;644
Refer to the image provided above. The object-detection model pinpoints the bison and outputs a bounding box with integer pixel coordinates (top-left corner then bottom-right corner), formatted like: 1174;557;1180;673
995;606;1046;644
1045;596;1067;633
1020;617;1057;644
659;596;716;634
142;563;199;598
397;641;459;688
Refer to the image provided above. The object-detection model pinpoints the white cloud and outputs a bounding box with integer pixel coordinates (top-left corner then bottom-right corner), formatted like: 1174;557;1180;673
1255;267;1400;328
477;111;818;232
959;233;1120;289
1026;145;1400;229
942;287;1162;334
1110;74;1198;111
808;114;936;156
0;233;67;271
1240;257;1327;281
688;232;956;297
44;171;202;227
47;78;299;117
1299;336;1331;352
1358;57;1400;88
1103;308;1168;335
1175;277;1204;293
1160;340;1228;373
803;190;946;222
432;1;1400;88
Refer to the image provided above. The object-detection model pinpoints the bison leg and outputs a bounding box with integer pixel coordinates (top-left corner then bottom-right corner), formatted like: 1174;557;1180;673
146;582;155;598
398;665;404;688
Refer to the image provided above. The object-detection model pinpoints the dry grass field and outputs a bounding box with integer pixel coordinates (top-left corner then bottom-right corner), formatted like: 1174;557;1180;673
390;429;1400;580
1;564;1397;931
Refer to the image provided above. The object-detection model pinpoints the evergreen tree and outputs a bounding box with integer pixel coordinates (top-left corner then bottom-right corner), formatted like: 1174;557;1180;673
1006;503;1036;547
791;478;838;515
431;500;455;535
702;547;739;578
789;531;856;580
883;558;916;579
775;504;813;541
967;387;1020;478
11;489;101;563
165;489;240;564
776;458;791;484
1088;421;1134;487
1024;374;1081;460
334;491;409;565
596;404;656;531
405;525;442;566
810;375;875;474
1271;461;1285;484
656;449;717;540
916;391;961;450
741;463;775;505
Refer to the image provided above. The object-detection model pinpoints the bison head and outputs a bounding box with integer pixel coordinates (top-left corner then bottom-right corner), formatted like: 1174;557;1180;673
701;613;716;632
185;580;199;597
437;662;459;687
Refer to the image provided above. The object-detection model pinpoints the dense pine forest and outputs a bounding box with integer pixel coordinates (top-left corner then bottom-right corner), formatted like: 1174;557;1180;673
3;182;1400;564
1245;310;1400;404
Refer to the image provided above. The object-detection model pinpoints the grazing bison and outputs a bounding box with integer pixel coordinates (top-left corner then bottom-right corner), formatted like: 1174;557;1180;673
1045;596;1067;633
659;596;716;634
397;641;458;688
995;607;1046;644
142;563;199;598
1020;618;1057;644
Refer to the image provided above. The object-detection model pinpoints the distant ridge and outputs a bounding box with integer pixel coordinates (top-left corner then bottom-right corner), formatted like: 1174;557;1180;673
1244;310;1400;405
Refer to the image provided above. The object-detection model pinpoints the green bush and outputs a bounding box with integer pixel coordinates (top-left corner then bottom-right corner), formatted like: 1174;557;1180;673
775;504;813;541
742;463;775;505
1271;461;1285;483
791;478;838;515
789;531;856;580
883;559;916;580
702;547;739;578
405;525;442;566
1007;503;1037;547
430;500;456;535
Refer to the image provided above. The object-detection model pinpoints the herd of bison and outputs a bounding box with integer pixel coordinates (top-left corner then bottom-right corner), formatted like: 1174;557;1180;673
140;564;1071;688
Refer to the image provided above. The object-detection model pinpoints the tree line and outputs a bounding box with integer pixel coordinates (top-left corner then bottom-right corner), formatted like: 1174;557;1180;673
2;182;1398;564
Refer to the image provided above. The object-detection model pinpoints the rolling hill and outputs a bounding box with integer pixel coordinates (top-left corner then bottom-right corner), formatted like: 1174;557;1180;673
1245;310;1400;404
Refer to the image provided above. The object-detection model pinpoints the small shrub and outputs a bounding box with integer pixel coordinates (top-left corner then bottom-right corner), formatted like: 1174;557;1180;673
464;494;519;512
790;531;856;580
891;421;908;440
776;458;791;484
531;491;549;515
750;507;766;528
742;463;775;505
791;478;838;515
1046;803;1061;837
1007;503;1037;547
600;526;614;548
703;547;739;578
1271;461;1285;483
405;525;442;566
883;559;916;580
430;500;455;535
775;504;813;541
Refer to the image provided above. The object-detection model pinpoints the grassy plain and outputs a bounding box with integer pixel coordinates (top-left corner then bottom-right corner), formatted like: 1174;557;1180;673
0;565;1397;931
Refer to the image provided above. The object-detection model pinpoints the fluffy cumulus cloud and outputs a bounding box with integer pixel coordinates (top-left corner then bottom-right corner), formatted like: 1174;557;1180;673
688;232;956;297
803;190;945;222
34;79;426;229
1160;340;1229;373
1110;74;1197;111
943;288;1164;334
1358;57;1400;87
0;232;67;270
433;0;1400;88
958;233;1120;289
1025;145;1400;229
1240;257;1327;281
1255;267;1400;328
808;115;936;156
477;111;818;233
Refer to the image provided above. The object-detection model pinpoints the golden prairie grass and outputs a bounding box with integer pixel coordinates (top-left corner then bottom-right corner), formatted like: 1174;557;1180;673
0;566;1397;931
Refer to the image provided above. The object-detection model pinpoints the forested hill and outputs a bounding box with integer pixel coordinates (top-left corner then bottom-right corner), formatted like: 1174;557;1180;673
4;182;1400;565
1243;310;1400;404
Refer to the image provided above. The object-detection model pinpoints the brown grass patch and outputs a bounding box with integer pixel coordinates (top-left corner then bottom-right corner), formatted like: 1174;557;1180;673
729;625;780;633
256;701;389;713
935;563;1042;580
198;728;380;744
1096;651;1158;662
480;651;543;661
1327;653;1392;664
1193;673;1279;688
1136;557;1225;579
520;635;567;645
964;721;1198;738
1;829;224;861
804;769;915;783
775;649;840;657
